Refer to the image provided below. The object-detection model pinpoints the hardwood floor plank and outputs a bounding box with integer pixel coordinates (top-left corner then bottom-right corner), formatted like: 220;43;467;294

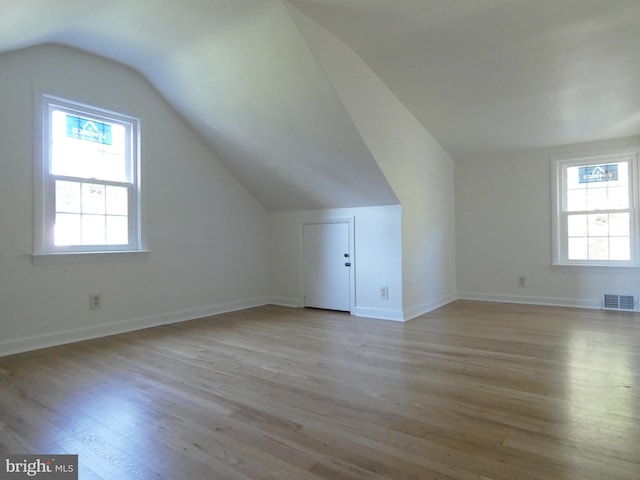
1;301;639;479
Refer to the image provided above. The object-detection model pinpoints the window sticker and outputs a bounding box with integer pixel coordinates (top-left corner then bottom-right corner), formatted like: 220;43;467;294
578;164;618;183
65;114;112;145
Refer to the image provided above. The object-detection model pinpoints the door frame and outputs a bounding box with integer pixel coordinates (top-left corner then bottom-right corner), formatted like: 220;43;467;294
298;217;356;313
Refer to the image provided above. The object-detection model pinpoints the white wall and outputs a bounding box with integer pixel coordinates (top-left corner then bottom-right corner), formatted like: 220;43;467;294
0;45;270;356
289;6;458;318
268;206;404;321
457;136;640;308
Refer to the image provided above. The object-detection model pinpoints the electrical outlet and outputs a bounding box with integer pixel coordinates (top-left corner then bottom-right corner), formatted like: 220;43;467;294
380;286;389;300
517;276;526;288
90;294;102;310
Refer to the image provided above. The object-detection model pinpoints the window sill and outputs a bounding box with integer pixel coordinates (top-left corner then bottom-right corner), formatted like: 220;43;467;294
32;250;151;265
551;263;640;273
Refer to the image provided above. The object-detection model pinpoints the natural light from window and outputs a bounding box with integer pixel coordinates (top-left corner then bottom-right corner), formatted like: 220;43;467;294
565;161;631;261
35;95;141;256
553;150;638;267
51;110;130;246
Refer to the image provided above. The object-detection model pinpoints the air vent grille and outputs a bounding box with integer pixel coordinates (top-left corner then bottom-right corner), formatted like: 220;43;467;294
602;293;637;311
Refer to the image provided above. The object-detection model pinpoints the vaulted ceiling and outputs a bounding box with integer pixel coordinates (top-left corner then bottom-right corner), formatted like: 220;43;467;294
291;0;640;159
2;0;640;209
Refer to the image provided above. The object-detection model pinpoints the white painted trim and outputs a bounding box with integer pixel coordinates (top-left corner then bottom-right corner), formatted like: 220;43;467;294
35;92;144;255
6;292;622;358
403;294;458;321
33;250;152;265
269;297;301;308
353;306;405;322
0;297;269;358
457;292;600;310
550;147;640;268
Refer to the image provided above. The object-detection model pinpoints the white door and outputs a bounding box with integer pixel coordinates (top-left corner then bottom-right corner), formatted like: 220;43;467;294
303;222;351;311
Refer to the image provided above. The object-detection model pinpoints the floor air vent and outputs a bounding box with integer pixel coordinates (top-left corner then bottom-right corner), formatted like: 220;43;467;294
602;293;637;311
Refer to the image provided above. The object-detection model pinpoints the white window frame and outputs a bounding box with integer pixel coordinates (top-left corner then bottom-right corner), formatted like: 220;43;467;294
34;94;143;258
551;147;640;268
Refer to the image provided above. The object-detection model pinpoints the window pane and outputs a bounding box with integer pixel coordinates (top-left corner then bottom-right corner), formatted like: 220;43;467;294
82;183;106;215
567;189;587;211
81;215;106;245
41;97;140;253
588;237;609;260
568;237;588;260
609;213;630;236
51;110;76;177
52;138;100;178
55;180;81;213
567;214;588;237
610;237;631;260
608;186;629;209
565;166;583;190
614;161;630;186
55;213;81;246
559;157;635;265
106;185;128;215
106;216;128;245
586;187;607;211
98;123;128;183
566;161;631;212
50;110;129;182
588;214;609;236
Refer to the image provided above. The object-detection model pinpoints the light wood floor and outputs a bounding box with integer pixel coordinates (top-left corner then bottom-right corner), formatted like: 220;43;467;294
1;301;639;479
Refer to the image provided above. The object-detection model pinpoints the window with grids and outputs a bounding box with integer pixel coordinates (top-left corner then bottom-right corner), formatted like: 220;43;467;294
37;95;140;254
554;153;638;266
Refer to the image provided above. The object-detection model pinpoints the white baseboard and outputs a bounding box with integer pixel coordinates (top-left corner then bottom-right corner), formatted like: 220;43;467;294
2;292;607;358
269;296;301;308
352;306;405;322
0;297;270;358
352;293;457;322
403;294;458;321
457;292;601;310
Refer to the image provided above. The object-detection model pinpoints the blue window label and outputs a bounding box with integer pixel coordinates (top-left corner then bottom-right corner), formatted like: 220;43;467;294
66;114;112;145
578;164;618;183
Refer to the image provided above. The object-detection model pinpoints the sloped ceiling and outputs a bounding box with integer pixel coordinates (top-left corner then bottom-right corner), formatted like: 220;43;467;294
3;1;640;210
290;0;640;159
0;0;398;211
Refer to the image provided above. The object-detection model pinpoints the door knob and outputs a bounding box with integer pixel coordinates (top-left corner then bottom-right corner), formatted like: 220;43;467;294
345;262;351;267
